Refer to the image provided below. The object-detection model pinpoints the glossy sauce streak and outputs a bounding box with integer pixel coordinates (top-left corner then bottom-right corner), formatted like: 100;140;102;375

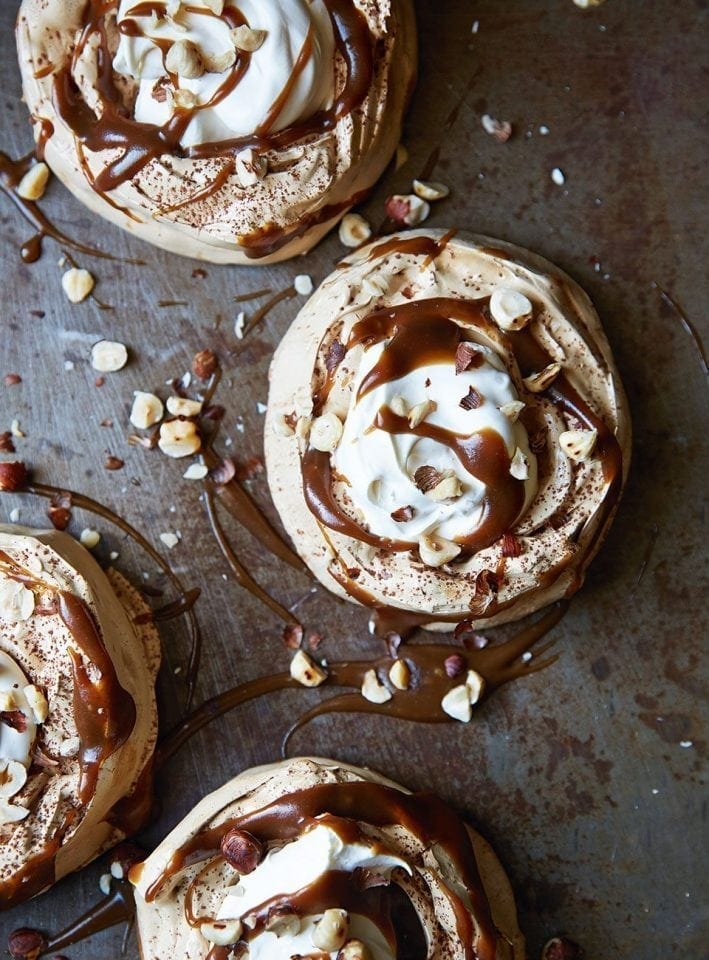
145;780;498;960
0;551;136;906
0;149;135;263
303;297;526;559
48;0;374;255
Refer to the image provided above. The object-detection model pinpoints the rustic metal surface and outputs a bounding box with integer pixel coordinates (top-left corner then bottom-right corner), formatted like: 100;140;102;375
1;1;707;958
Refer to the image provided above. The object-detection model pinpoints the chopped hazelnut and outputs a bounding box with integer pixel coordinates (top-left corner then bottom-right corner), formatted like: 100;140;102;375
17;162;50;201
61;268;94;304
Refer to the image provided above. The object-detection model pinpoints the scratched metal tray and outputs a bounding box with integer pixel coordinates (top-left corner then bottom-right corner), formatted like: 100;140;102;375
0;0;706;957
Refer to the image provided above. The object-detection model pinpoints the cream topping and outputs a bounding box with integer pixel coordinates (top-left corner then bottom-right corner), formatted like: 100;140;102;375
113;0;336;148
219;821;409;919
333;340;537;543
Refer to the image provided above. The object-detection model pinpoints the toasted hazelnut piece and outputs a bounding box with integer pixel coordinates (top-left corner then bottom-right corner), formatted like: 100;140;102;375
338;940;371;960
509;448;529;480
294;274;314;296
183;463;209;480
62;267;94;304
481;114;513;142
173;88;197;109
23;684;48;723
235;147;267;187
0;580;35;623
388;659;410;691
79;528;100;549
231;25;268;51
412;179;449;201
7;928;47;960
541;935;584;959
166;396;203;417
361;669;392;704
192;348;218;380
390;395;408;417
200;919;243;947
265;910;301;937
0;461;28;492
290;649;327;688
441;684;472;722
91;339;128;372
418;533;461;568
309;413;343;453
489;288;533;331
466;668;485;705
572;0;605;7
221;827;263;873
109;842;144;880
17;162;50;201
0;691;17;710
444;654;466;678
499;400;525;422
313;908;349;952
165;39;204;78
0;759;28;799
295;415;312;443
362;273;388;299
202;47;236;73
158;419;202;458
385;194;430;227
272;413;295;437
0;800;30;824
339;212;372;247
559;428;598;462
426;475;463;501
408;399;437;428
130;391;164;429
523;361;562;393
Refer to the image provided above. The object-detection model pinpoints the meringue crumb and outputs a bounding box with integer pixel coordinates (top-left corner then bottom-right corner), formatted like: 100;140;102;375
183;463;208;480
234;311;246;339
9;508;20;523
99;874;112;896
551;167;566;185
256;402;267;414
109;551;119;561
159;532;180;549
64;360;75;371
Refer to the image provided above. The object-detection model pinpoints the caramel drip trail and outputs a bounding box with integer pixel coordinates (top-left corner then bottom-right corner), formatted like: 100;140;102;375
26;482;202;710
156;603;565;767
204;487;301;626
43;879;135;955
0;149;139;263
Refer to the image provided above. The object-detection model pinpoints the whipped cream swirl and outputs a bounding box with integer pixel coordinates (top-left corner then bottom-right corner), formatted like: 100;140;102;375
113;0;336;148
334;340;537;544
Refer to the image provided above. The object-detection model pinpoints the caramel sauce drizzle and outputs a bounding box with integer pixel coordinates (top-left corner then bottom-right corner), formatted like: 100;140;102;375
47;0;374;256
0;551;136;907
144;780;499;960
24;481;203;708
157;602;565;765
302;286;624;614
0;149;142;264
303;297;526;559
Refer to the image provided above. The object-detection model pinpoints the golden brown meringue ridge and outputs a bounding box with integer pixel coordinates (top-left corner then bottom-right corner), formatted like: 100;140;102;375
0;525;159;909
131;757;524;960
15;0;416;264
265;230;631;631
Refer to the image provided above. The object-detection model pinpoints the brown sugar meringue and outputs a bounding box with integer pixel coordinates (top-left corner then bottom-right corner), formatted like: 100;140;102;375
132;757;524;960
15;0;416;264
265;230;631;631
0;525;159;909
